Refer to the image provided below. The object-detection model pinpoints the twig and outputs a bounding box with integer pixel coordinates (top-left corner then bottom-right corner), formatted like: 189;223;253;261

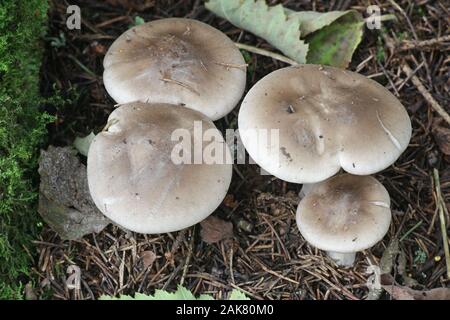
234;42;298;66
396;61;424;92
379;63;400;96
261;215;291;260
67;54;98;78
402;64;450;125
433;169;450;279
214;61;248;71
161;263;183;290
95;16;130;29
160;77;200;95
180;227;195;286
388;0;432;84
229;246;235;285
229;283;262;300
427;207;439;235
255;260;299;285
399;220;423;242
399;35;450;51
164;229;187;267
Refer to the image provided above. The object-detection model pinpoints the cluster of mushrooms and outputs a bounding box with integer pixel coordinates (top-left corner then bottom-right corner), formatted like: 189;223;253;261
87;18;412;268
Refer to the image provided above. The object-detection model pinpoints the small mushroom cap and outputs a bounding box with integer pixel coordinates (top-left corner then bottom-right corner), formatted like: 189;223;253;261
103;18;246;121
87;102;232;234
238;65;412;183
296;174;391;253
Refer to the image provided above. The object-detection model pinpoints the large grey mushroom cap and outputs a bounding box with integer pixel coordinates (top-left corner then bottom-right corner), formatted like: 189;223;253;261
103;18;246;121
296;174;391;254
87;102;232;234
238;65;412;183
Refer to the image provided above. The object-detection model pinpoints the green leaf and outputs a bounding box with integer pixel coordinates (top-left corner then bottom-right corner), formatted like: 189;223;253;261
99;286;200;300
99;294;134;300
133;292;153;300
73;132;95;156
98;286;246;300
229;289;250;300
198;294;216;300
205;0;308;63
285;10;352;36
205;0;365;68
305;10;364;68
134;16;145;26
155;286;196;300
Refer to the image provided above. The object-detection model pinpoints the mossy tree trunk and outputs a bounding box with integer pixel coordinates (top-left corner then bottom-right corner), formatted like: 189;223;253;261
0;0;50;299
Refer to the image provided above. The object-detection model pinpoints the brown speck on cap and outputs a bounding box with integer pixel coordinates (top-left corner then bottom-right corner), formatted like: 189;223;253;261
280;147;293;162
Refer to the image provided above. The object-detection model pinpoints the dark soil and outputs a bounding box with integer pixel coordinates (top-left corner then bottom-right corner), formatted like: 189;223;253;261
33;0;450;300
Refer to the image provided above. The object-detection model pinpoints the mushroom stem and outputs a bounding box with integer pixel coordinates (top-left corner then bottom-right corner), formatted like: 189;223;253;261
326;251;356;267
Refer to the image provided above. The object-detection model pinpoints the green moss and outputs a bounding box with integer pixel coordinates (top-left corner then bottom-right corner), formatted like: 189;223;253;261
376;37;386;63
0;0;50;299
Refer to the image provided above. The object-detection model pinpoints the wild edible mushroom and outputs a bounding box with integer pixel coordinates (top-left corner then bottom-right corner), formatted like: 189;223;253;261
238;65;412;183
296;173;391;267
103;18;247;121
87;102;232;234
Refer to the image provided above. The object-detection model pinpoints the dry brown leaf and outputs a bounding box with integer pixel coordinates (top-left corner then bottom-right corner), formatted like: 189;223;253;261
90;41;106;56
223;194;238;208
381;274;450;300
432;121;450;156
200;216;233;244
140;250;157;269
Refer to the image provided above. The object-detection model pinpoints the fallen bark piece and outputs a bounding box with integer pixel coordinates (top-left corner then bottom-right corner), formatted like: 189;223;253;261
200;216;233;244
38;146;110;240
381;274;450;300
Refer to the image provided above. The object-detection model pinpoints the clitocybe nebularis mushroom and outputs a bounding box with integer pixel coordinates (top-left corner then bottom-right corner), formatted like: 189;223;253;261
103;18;247;121
238;65;412;183
87;102;232;234
296;174;391;267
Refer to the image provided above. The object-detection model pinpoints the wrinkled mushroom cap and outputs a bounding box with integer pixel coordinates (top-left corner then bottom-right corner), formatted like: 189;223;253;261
103;18;246;121
238;65;412;183
87;102;232;234
296;174;391;253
